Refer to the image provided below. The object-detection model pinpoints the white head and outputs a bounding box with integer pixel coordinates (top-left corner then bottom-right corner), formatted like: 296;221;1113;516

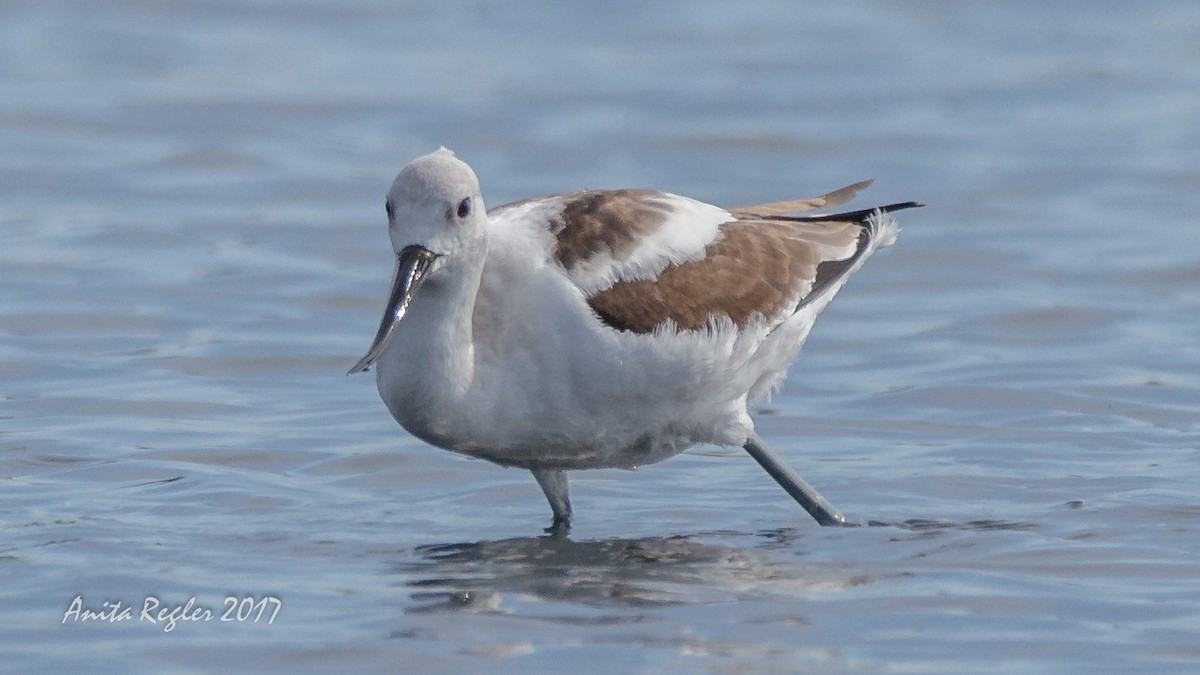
349;148;488;374
384;147;486;259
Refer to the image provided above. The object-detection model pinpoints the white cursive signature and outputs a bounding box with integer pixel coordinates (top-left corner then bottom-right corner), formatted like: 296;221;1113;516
62;594;281;632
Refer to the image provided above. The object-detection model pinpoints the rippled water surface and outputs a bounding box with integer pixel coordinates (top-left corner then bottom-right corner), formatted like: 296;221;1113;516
4;1;1200;672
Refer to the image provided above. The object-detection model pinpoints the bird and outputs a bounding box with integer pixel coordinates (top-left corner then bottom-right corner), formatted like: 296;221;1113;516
349;148;920;531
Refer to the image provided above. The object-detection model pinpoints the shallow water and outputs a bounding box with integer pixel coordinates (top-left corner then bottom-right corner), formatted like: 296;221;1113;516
4;1;1200;672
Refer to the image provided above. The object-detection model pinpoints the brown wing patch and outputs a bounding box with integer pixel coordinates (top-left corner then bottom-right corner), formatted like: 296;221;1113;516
548;190;674;270
587;219;863;333
729;179;874;218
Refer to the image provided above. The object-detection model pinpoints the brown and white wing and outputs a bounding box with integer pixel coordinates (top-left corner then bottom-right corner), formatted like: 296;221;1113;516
589;216;873;333
490;188;734;296
490;187;918;335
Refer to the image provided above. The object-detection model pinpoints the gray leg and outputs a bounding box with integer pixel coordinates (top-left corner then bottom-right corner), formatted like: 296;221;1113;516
742;431;851;526
531;468;572;530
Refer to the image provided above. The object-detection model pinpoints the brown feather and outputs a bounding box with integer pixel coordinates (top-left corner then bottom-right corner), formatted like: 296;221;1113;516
587;218;864;333
547;190;674;270
728;179;874;218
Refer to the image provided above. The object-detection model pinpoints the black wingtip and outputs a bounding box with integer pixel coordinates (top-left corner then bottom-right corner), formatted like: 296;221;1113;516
780;200;924;223
861;200;924;217
881;200;925;212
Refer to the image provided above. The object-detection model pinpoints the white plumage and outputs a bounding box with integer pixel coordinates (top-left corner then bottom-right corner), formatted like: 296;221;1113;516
350;148;919;530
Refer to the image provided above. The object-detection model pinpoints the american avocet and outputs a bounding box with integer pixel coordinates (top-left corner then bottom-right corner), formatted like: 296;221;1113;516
350;148;919;530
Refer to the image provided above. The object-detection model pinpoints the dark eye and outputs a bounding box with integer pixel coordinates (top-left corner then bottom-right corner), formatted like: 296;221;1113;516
385;200;395;221
456;197;471;219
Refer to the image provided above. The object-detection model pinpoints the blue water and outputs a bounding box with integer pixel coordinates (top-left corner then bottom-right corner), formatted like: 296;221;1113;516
3;1;1199;672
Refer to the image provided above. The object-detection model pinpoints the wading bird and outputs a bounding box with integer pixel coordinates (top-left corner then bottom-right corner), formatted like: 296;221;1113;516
350;148;919;531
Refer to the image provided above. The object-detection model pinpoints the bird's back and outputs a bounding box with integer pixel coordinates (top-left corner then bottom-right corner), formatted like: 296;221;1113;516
454;186;917;469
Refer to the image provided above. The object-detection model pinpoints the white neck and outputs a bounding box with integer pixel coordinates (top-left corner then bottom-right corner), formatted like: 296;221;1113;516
374;256;484;446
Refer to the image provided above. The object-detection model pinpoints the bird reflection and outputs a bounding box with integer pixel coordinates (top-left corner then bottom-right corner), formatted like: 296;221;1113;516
394;532;872;616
